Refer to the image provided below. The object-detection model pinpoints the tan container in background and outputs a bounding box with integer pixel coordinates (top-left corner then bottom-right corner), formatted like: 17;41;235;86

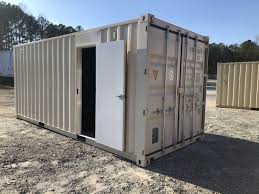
217;62;259;110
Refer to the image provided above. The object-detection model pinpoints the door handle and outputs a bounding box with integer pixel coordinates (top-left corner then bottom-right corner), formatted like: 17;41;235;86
116;94;125;100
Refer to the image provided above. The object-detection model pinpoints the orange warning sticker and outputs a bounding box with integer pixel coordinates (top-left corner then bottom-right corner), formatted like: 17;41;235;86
152;70;159;80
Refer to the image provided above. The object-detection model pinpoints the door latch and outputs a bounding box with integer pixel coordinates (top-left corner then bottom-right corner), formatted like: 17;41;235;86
116;94;125;100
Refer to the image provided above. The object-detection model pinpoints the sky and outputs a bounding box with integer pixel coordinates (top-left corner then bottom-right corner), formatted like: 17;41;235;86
3;0;259;45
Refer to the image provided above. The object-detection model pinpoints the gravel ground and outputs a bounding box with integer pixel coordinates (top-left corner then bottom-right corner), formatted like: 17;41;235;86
0;85;259;194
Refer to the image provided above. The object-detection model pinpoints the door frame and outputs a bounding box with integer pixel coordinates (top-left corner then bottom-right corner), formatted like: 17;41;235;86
75;42;97;138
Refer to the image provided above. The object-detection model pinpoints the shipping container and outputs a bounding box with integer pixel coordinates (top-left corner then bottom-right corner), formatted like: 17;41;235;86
14;14;209;166
0;51;14;86
217;62;259;110
0;51;13;77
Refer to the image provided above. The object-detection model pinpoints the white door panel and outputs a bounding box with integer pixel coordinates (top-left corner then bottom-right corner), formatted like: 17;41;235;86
96;40;125;151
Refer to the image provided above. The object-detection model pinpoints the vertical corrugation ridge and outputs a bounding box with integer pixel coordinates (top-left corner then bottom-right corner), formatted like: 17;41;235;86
57;39;60;128
62;37;66;131
13;48;17;114
34;44;37;121
250;63;257;108
238;64;245;107
30;44;34;119
227;63;234;106
23;46;26;116
38;42;42;121
257;63;259;108
244;63;251;107
68;36;71;132
52;39;55;127
46;42;49;124
28;45;31;119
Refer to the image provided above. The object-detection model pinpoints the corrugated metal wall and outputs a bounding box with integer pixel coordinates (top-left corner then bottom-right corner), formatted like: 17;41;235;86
14;35;77;133
14;15;208;165
217;62;259;109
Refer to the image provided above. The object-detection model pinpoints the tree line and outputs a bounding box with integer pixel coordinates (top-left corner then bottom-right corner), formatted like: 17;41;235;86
209;40;259;75
0;1;83;50
1;1;259;76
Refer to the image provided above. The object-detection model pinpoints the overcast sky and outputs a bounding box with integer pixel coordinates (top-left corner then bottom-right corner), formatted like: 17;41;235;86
3;0;259;45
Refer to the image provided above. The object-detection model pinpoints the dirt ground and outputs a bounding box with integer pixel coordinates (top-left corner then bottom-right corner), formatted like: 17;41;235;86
0;84;259;194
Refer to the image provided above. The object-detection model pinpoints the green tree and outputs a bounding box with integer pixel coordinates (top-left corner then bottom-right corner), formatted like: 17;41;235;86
0;1;82;50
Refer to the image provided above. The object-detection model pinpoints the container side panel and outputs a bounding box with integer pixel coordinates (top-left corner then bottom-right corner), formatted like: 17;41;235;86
58;38;64;129
27;45;30;118
250;63;258;108
39;42;43;121
13;48;17;114
15;34;77;133
24;46;28;117
63;37;70;131
48;42;53;125
125;22;143;153
222;63;229;106
227;64;234;106
45;42;49;124
134;21;148;161
51;40;55;127
238;64;246;107
22;46;25;117
75;45;81;133
232;63;240;106
25;45;29;118
30;44;34;119
35;43;39;121
20;47;22;116
216;63;222;105
23;46;27;117
126;51;136;152
43;42;48;124
30;44;35;120
16;48;21;115
244;63;252;107
69;36;76;132
257;63;259;108
53;39;58;127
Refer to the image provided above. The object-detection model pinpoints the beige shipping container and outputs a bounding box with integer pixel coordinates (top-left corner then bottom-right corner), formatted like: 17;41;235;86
217;62;259;110
14;14;209;166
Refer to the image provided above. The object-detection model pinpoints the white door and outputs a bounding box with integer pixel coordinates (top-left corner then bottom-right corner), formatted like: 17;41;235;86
96;40;125;151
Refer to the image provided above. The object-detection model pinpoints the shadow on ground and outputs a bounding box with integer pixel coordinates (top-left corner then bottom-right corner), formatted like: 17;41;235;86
148;134;259;194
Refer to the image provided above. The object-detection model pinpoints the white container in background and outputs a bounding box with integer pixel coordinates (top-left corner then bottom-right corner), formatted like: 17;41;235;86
0;51;13;77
